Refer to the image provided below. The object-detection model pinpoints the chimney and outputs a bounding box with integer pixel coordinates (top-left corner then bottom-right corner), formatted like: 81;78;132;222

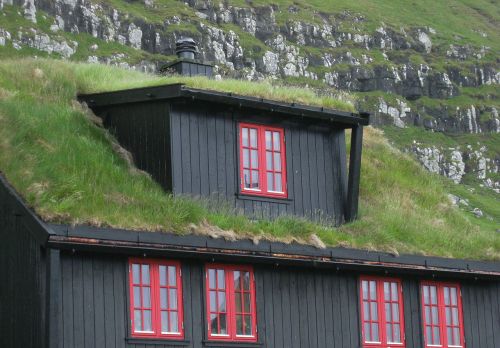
160;37;213;78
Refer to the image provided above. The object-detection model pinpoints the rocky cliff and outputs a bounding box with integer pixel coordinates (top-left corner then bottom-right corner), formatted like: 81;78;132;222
0;0;498;198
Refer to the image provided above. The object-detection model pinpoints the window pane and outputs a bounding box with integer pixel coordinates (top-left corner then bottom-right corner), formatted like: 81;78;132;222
391;283;398;301
244;315;252;335
447;327;453;345
134;310;142;331
160;288;167;309
393;324;401;342
432;307;439;324
385;303;391;321
242;272;250;290
267;172;274;191
371;302;378;320
209;269;216;289
251;170;259;188
168;266;176;286
244;293;251;313
210;291;217;312
453;328;460;345
452;308;458;325
161;311;169;333
426;327;432;344
159;265;167;286
430;286;437;304
210;314;218;333
235;293;242;312
363;302;370;320
243;149;249;168
384;282;390;301
141;265;150;285
218;292;226;311
423;286;429;305
451;287;457;305
370;281;376;300
251;150;258;168
444;287;450;305
243;169;251;188
250;129;257;147
242;128;248;147
265;131;272;150
274;152;281;171
266;151;273;170
364;322;371;341
371;323;379;341
275;173;282;192
234;271;241;290
236;314;243;335
433;327;440;344
273;132;280;151
392;303;399;321
133;287;140;307
445;307;451;325
386;323;393;343
132;264;140;284
220;314;227;334
142;287;151;307
144;310;152;331
362;281;368;300
425;307;431;324
170;289;177;310
217;270;225;289
170;312;179;333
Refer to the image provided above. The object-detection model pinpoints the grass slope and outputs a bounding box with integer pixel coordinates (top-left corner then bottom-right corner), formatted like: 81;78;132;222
0;58;498;260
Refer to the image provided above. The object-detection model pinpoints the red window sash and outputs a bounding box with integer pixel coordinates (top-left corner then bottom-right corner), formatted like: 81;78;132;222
205;264;258;342
421;281;465;348
359;276;406;348
129;258;184;339
239;123;287;198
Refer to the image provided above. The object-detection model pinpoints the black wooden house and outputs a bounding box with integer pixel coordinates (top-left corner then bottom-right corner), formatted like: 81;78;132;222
1;43;500;348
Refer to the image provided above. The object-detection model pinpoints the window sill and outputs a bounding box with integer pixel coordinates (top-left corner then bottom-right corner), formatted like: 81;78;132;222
126;337;190;346
236;193;292;204
203;340;263;347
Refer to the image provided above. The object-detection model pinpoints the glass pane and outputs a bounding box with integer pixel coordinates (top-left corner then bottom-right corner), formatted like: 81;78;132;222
141;264;150;285
266;151;273;170
425;307;431;324
132;264;140;284
251;170;259;188
242;128;248;147
160;288;167;309
433;327;440;344
453;328;460;345
371;323;379;341
244;293;251;313
251;150;258;168
134;310;142;331
242;272;250;290
426;327;432;344
161;311;169;333
236;314;243;335
444;287;450;305
208;269;216;289
384;282;390;301
217;270;225;289
371;302;378;320
423;286;429;305
430;286;437;304
243;169;250;188
250;129;257;147
234;271;241;290
370;281;377;300
432;307;439;324
244;315;252;335
159;265;167;286
235;293;242;313
133;287;140;307
391;283;398;301
243;149;250;168
394;324;401;342
392;303;399;321
452;308;458;325
219;314;227;334
170;312;179;333
385;303;391;321
445;308;451;325
265;131;272;150
267;172;274;191
210;314;218;333
273;132;280;151
364;322;371;342
144;310;152;331
275;173;282;192
386;323;393;343
447;327;453;345
218;292;226;311
210;291;217;312
170;289;177;310
451;287;457;305
274;152;281;171
363;302;370;320
362;281;368;300
168;266;176;286
142;287;151;308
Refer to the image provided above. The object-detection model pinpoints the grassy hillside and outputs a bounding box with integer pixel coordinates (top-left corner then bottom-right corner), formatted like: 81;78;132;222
0;58;498;260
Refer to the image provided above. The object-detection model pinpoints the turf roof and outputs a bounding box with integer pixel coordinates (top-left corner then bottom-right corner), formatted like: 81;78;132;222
0;58;498;261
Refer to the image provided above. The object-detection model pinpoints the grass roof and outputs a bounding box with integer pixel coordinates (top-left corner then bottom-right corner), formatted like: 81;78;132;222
0;58;498;261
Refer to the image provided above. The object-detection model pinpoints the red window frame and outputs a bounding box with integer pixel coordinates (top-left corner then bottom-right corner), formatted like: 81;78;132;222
239;123;288;198
420;281;465;348
129;258;184;339
205;264;258;342
359;276;406;348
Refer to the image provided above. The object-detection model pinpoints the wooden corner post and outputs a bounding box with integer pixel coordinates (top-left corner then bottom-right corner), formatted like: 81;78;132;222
345;125;363;222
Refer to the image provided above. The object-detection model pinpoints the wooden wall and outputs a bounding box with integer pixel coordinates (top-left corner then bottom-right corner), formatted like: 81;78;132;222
0;182;47;348
56;252;500;348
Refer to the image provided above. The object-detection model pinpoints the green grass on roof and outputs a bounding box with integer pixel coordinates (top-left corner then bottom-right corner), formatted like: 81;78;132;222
0;58;498;260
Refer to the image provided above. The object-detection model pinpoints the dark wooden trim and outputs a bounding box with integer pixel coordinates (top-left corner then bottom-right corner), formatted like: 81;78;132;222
236;193;293;205
45;248;61;348
345;126;363;222
125;337;191;345
202;340;264;347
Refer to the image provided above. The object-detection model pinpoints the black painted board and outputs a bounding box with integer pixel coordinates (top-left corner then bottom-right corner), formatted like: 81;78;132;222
288;271;301;348
314;274;326;348
93;258;106;348
103;260;117;348
198;110;210;197
170;108;183;194
272;271;284;348
307;131;320;220
61;255;75;348
82;256;95;348
299;128;312;218
113;258;127;348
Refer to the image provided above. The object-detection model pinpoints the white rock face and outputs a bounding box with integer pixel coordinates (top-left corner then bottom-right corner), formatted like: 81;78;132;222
262;51;279;75
23;0;37;23
417;30;432;53
128;23;142;49
30;33;77;58
0;28;11;46
412;144;465;184
378;98;410;128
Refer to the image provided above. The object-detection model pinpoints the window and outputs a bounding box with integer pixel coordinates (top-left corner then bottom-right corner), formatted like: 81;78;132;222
129;259;184;339
359;277;405;347
205;264;257;342
239;123;287;198
421;282;465;348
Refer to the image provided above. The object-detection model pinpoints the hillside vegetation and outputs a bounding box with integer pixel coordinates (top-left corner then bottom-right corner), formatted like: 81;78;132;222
0;58;498;260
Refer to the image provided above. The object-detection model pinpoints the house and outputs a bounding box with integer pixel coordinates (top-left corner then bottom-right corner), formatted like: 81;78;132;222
1;41;499;348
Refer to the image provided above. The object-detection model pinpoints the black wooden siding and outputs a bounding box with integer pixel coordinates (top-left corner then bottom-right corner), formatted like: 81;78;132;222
168;102;347;223
0;183;47;348
56;252;500;348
